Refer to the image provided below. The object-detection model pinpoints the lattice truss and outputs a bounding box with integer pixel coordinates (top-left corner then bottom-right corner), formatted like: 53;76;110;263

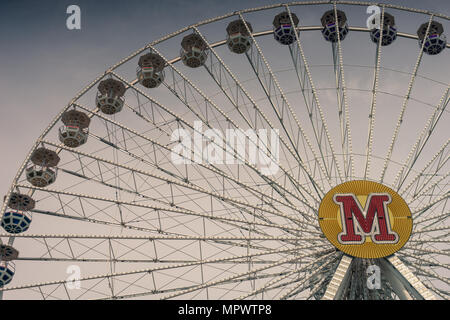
0;1;448;300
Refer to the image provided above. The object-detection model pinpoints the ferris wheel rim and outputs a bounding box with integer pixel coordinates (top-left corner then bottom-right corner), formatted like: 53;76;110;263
2;25;447;215
1;1;448;300
3;0;449;208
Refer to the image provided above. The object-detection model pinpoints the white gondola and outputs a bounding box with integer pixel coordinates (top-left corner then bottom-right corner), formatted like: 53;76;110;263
26;148;59;187
59;109;90;147
180;33;208;68
95;78;126;115
137;52;165;88
226;19;253;54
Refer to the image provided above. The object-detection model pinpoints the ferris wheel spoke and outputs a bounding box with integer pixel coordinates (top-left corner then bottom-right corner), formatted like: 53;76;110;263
282;253;341;300
330;2;354;181
412;192;449;221
409;189;448;225
399;246;449;269
410;171;449;204
364;7;386;180
379;14;434;183
161;247;333;300
394;86;449;191
1;2;448;301
75;103;319;227
21;183;284;241
12;184;312;240
35;159;196;217
32;206;183;235
377;254;437;300
10;239;318;265
286;4;346;187
238;269;298;300
408;239;449;246
102;270;296;300
321;254;354;300
38;140;311;232
412;172;449;208
305;273;330;300
23;151;217;231
274;264;334;300
304;253;354;300
422;284;450;299
110;71;321;218
402;259;450;289
414;210;450;229
407;235;449;250
410;225;450;236
397;251;450;271
191;25;323;206
0;244;316;299
302;254;342;300
244;250;337;300
400;139;449;198
238;12;341;190
158;73;317;213
14;257;332;264
125;87;182;138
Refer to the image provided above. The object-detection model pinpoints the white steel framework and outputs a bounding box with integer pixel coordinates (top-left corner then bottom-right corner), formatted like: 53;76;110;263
0;1;448;300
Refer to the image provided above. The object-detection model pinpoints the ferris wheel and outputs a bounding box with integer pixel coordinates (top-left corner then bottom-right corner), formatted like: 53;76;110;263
0;1;448;300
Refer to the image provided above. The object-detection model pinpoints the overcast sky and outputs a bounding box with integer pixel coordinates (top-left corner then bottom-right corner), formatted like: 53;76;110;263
0;0;448;299
0;0;448;197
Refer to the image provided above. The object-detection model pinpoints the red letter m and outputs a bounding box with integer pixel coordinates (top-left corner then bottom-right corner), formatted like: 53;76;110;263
333;193;398;244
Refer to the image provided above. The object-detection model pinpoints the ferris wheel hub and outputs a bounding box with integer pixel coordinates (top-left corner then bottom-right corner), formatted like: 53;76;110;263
318;180;413;259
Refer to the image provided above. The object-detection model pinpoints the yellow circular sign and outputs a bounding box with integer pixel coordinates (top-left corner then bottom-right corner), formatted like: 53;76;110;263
318;180;412;258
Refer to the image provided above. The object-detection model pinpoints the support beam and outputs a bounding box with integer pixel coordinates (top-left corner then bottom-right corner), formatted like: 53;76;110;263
322;254;353;300
380;255;435;300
